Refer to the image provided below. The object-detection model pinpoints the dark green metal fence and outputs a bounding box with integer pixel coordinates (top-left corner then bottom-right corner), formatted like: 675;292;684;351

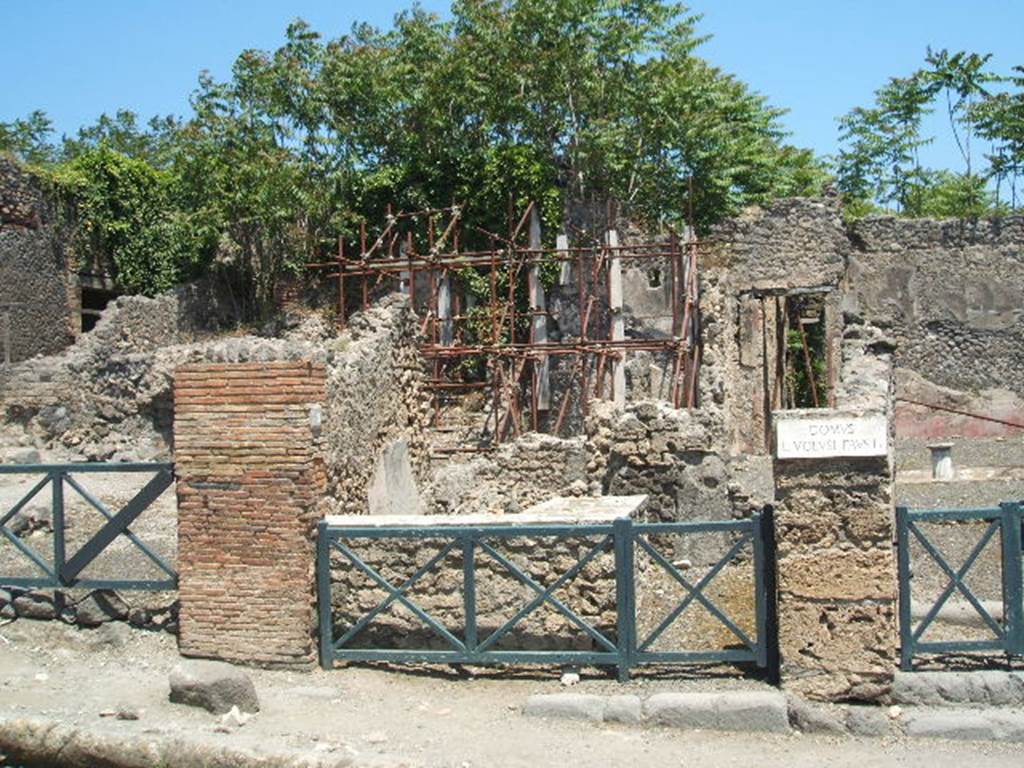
317;510;778;680
0;463;176;591
896;502;1024;669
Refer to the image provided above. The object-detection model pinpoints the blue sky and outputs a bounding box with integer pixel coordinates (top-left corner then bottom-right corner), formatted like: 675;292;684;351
2;1;1021;168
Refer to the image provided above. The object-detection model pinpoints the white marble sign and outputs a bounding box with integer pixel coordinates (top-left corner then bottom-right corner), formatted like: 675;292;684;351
776;416;888;459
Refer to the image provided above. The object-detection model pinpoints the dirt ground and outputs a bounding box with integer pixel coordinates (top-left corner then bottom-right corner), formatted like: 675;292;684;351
0;619;1021;768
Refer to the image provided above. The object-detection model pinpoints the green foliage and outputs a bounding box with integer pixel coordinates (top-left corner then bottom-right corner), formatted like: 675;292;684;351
837;49;1023;217
8;2;829;313
0;110;55;165
974;66;1024;208
337;0;825;232
60;110;182;168
51;147;206;295
783;296;829;409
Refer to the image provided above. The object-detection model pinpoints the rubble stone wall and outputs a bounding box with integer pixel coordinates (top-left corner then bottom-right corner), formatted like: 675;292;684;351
0;292;335;462
0;158;77;362
0;156;46;229
329;531;619;652
430;433;592;516
174;361;326;668
701;197;849;455
322;295;431;515
772;320;897;702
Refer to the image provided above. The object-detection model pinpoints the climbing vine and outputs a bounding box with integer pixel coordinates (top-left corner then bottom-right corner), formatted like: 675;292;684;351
48;146;208;296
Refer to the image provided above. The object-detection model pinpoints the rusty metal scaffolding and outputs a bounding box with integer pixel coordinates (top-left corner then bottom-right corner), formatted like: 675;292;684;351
308;203;700;452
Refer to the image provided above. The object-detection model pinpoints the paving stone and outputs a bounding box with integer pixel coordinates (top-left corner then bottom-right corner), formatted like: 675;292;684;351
902;708;1024;742
523;694;606;722
169;660;260;715
644;692;789;734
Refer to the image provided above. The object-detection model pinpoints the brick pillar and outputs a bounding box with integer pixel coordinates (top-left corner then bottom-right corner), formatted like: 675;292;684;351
174;361;326;668
772;412;897;701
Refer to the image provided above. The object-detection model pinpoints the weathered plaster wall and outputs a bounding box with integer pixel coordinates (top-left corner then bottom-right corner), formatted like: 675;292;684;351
322;295;431;515
847;216;1024;399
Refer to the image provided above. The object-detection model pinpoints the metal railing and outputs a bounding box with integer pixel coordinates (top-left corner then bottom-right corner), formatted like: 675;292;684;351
897;502;1024;669
0;463;176;591
317;510;778;680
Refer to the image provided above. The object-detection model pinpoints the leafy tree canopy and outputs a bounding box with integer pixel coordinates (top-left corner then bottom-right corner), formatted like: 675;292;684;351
837;48;1024;218
2;1;827;309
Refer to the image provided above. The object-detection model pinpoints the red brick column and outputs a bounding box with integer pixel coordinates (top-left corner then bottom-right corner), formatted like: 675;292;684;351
174;361;326;668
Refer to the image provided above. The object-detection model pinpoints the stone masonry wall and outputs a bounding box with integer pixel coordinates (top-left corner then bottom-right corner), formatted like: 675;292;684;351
322;295;431;515
702;197;848;455
430;433;592;516
847;216;1024;398
0;156;45;229
0;157;77;362
174;361;326;668
0;292;334;462
772;320;897;702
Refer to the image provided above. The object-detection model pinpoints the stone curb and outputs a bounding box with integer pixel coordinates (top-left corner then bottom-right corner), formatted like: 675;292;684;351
0;716;362;768
789;695;1024;743
902;708;1024;742
525;691;789;734
892;671;1024;708
525;692;1024;743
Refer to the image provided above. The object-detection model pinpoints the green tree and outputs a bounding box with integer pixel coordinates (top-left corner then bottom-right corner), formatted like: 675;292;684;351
837;74;933;214
974;66;1024;208
837;49;1021;218
6;2;829;311
316;0;825;233
923;49;996;179
0;110;55;165
60;110;182;168
52;146;205;295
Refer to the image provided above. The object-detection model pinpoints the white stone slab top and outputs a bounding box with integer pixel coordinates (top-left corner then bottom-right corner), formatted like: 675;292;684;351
323;494;648;528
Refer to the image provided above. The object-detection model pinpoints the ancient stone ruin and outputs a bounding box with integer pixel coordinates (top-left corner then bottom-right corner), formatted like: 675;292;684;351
2;173;1023;705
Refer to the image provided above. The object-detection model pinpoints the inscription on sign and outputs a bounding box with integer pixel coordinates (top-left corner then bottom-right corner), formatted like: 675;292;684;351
776;416;888;459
